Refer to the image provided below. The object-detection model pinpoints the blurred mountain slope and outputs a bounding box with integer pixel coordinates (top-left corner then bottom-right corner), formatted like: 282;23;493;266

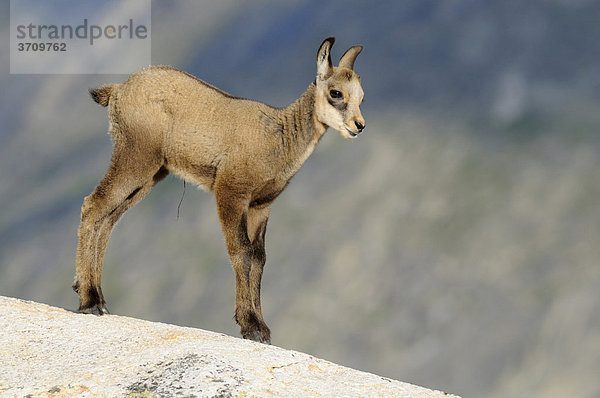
1;1;600;398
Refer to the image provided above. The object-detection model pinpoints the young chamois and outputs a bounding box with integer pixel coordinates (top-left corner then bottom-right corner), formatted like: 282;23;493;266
74;37;365;343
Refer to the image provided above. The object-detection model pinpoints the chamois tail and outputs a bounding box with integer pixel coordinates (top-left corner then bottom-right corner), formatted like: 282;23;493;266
89;84;120;107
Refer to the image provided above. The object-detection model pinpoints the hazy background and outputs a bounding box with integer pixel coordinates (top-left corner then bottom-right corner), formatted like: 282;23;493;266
2;1;600;397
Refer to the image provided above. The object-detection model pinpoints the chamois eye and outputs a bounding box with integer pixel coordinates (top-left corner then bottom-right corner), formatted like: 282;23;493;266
329;89;342;99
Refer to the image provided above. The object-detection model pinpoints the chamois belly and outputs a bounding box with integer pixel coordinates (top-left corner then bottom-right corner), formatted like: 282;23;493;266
164;129;223;192
166;163;217;192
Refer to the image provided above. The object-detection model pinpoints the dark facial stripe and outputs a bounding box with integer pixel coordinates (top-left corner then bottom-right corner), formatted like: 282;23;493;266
327;98;347;112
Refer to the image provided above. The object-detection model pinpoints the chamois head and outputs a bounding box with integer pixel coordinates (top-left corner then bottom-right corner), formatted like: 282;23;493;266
315;37;365;139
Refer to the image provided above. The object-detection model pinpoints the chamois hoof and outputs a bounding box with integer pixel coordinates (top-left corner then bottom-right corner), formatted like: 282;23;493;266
79;304;110;315
236;310;271;344
240;320;271;344
243;329;271;345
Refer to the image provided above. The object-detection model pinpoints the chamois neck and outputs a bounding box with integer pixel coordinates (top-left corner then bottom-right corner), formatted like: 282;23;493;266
277;83;326;160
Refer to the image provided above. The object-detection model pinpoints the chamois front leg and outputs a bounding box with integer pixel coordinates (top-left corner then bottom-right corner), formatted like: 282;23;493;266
216;188;271;343
247;206;271;341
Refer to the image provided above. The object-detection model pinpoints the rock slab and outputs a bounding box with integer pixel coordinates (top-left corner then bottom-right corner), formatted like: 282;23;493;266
0;296;459;397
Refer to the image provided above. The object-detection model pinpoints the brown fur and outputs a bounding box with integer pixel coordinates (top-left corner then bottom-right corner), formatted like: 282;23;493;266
74;37;365;343
88;85;115;107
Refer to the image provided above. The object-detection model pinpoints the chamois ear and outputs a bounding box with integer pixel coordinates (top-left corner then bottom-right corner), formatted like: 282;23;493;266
338;45;363;70
316;37;335;80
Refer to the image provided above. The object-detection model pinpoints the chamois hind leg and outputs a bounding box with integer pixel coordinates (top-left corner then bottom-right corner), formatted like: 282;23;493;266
74;146;166;314
91;166;170;309
247;206;271;342
215;185;271;343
